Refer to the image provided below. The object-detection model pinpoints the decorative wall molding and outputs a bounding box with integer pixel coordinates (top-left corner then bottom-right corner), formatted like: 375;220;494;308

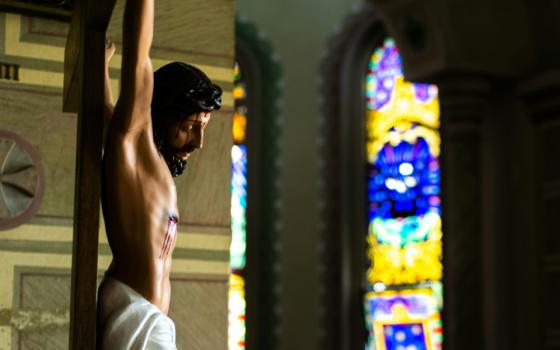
0;13;235;108
0;0;72;22
0;129;44;231
0;62;19;81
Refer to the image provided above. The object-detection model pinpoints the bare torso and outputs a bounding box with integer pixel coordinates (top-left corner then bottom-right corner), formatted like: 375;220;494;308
101;115;177;314
98;0;212;316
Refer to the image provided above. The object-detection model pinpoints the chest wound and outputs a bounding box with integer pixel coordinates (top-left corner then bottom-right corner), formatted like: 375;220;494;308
159;215;178;259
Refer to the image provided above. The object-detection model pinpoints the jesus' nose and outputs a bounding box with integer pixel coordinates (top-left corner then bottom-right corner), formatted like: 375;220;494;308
190;128;204;149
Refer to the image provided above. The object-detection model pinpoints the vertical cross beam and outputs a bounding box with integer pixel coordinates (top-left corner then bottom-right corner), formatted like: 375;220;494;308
64;0;115;348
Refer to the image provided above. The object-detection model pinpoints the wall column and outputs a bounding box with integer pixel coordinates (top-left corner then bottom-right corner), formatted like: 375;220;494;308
518;72;560;350
438;77;489;350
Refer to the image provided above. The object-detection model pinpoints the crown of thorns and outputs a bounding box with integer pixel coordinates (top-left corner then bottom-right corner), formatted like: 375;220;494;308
166;80;222;113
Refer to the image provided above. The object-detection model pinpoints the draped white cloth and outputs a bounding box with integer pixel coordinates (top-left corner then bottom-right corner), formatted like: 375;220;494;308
97;277;177;350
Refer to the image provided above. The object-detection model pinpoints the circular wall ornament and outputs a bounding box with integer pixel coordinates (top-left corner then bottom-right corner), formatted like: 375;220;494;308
0;129;45;230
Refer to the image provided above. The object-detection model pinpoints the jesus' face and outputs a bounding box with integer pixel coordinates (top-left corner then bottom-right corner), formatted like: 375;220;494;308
159;111;212;177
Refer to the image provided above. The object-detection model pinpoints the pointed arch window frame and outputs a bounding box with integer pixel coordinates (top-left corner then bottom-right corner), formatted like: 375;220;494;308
232;17;283;350
318;3;439;349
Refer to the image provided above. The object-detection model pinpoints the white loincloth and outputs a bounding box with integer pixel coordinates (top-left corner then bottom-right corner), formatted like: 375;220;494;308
97;277;177;350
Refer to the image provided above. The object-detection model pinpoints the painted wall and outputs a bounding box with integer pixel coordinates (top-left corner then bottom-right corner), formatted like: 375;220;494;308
235;1;359;349
0;0;233;348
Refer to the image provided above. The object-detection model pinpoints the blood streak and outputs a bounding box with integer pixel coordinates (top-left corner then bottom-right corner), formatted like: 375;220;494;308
159;216;178;259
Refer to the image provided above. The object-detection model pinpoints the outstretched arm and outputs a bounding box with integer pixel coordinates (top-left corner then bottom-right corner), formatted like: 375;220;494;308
112;0;154;132
104;39;116;123
103;40;116;145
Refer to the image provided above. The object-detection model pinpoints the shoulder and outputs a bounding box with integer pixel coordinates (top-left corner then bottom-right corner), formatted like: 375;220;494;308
105;115;157;158
110;95;154;133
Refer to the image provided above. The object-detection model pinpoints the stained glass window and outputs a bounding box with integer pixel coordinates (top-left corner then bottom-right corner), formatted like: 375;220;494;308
229;62;247;350
364;38;443;350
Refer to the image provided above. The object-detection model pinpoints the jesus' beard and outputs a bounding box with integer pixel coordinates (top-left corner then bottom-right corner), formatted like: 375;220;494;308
159;143;188;177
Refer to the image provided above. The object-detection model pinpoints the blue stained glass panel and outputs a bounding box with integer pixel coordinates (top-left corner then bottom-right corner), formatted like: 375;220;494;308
383;324;428;350
368;137;440;222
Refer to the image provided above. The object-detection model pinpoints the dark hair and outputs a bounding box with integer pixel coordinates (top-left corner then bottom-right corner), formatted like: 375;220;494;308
151;62;222;176
152;62;222;134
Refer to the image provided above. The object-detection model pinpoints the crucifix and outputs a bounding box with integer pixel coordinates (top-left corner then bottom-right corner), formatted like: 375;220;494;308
63;0;222;347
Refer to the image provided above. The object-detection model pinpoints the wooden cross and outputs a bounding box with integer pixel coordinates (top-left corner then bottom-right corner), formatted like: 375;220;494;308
63;0;116;348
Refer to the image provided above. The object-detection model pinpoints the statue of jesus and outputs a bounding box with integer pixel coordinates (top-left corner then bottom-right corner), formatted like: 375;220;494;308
96;0;222;348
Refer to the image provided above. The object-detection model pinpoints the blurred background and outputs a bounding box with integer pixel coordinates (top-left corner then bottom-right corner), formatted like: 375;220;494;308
0;0;559;349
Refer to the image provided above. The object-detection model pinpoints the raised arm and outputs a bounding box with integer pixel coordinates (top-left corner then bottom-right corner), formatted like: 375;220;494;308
104;39;115;123
112;0;154;132
103;40;116;146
